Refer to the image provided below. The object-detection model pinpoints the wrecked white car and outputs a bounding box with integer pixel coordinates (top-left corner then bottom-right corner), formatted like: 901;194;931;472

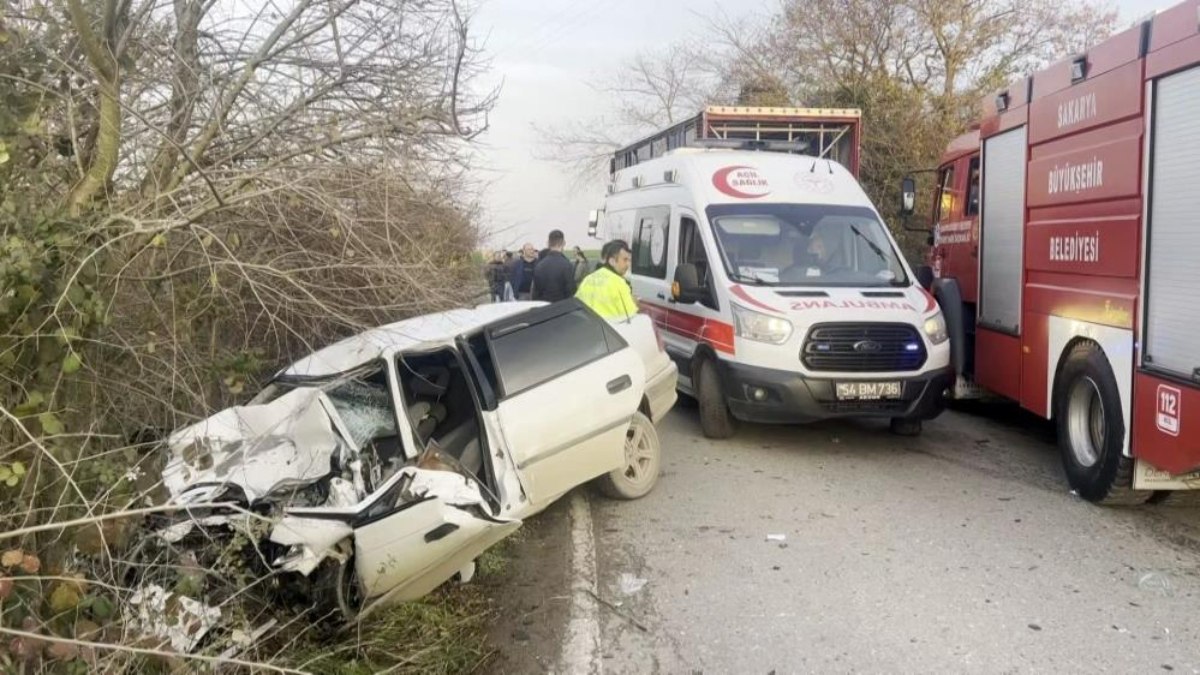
155;299;676;621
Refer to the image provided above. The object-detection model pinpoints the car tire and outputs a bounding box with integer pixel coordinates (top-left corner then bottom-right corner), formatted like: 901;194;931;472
889;417;922;436
696;358;736;439
1055;343;1149;505
312;554;362;622
596;411;660;500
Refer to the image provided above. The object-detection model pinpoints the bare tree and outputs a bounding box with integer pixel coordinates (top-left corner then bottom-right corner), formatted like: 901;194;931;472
536;41;719;184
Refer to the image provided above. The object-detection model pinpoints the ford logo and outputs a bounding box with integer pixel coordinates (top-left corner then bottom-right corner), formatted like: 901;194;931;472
854;340;883;353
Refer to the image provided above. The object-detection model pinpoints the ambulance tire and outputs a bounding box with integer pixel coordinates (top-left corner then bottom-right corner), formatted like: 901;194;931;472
889;417;922;437
1055;343;1149;506
697;358;736;439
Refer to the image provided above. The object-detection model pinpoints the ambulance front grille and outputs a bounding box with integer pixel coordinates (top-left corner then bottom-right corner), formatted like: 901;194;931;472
801;323;927;373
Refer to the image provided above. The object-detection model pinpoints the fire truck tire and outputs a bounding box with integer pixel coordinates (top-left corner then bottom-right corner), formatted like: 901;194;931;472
1055;343;1149;505
697;358;736;439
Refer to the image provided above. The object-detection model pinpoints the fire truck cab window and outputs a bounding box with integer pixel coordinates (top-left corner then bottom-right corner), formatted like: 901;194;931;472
965;158;981;217
936;166;956;222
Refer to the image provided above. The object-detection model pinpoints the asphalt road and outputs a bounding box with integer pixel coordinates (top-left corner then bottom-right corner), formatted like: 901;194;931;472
496;401;1200;674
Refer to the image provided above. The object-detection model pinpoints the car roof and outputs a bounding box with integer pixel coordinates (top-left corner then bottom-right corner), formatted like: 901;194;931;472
281;301;544;378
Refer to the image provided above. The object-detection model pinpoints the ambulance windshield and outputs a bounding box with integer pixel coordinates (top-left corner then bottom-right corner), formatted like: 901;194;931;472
706;204;909;287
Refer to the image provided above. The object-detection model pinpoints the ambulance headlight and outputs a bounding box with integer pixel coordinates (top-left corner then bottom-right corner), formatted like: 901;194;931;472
732;304;793;344
923;310;949;345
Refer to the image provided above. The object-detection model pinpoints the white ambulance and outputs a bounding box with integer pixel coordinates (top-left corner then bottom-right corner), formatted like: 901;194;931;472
589;107;952;438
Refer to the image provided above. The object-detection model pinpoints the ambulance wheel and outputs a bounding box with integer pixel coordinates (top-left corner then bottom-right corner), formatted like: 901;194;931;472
1055;343;1149;505
696;358;736;439
596;412;660;500
889;417;922;437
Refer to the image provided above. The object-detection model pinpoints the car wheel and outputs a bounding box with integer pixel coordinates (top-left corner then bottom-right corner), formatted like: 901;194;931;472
889;417;922;436
1055;343;1149;505
696;358;735;439
312;554;362;622
596;411;660;500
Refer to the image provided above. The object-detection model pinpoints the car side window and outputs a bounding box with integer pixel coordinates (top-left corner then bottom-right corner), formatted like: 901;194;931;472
488;304;621;398
965;157;981;217
631;207;670;279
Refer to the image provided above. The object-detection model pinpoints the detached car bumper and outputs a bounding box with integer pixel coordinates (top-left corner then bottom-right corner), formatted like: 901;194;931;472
721;361;952;424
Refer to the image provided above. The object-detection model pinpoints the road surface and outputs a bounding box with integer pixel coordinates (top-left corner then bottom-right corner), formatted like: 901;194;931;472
489;402;1200;674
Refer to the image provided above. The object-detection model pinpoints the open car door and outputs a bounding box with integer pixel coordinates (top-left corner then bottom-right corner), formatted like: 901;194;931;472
283;467;518;620
483;300;645;511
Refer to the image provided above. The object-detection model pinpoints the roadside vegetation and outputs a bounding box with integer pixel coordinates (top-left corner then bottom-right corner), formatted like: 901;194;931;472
0;0;496;670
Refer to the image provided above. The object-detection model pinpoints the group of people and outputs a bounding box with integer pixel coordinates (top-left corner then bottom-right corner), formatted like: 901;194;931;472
485;231;637;320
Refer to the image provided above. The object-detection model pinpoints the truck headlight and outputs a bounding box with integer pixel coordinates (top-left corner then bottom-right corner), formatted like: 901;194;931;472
923;310;949;345
732;304;793;344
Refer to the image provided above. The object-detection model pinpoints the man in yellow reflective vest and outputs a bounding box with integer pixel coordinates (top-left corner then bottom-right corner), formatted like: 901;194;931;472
576;239;637;320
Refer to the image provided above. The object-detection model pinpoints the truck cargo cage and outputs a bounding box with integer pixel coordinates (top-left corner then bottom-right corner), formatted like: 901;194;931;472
609;106;863;176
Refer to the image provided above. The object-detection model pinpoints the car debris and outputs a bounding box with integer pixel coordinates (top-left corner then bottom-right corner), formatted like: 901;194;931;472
146;300;677;637
125;584;222;653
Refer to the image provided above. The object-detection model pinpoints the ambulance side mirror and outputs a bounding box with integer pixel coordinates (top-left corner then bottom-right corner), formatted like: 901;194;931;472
900;177;917;217
673;264;703;304
587;210;600;238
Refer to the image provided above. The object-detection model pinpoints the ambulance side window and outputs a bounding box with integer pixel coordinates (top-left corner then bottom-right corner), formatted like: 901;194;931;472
631;206;670;279
965;157;981;217
679;216;717;310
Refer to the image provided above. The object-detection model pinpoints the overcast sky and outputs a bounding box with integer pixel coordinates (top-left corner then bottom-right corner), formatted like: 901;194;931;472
471;0;1167;252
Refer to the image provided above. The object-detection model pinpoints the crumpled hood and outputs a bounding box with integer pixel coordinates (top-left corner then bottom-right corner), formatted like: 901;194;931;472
162;387;346;504
728;283;938;324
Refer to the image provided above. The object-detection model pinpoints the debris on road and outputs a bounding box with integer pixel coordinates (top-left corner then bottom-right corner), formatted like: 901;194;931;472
766;534;787;542
618;573;648;596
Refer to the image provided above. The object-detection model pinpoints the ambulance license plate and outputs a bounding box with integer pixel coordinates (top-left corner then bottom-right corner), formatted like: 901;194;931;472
836;382;902;400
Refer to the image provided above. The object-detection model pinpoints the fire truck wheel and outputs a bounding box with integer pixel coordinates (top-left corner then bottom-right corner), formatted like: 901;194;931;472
697;358;736;439
1055;343;1149;505
889;417;922;436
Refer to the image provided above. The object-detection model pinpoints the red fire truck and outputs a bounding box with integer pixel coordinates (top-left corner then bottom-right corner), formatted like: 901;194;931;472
904;0;1200;504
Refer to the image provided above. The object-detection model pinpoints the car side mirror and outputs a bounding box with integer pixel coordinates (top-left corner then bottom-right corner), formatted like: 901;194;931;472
673;263;703;304
900;177;916;217
587;210;600;238
916;264;934;290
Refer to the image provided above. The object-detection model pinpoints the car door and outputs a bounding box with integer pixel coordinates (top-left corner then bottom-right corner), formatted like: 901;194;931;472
483;299;645;510
281;466;520;615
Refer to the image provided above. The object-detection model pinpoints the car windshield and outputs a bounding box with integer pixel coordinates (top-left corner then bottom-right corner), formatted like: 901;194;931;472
705;203;910;287
254;363;398;449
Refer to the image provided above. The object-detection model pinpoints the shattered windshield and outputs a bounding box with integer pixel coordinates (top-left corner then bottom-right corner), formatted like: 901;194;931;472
255;363;398;449
705;203;910;287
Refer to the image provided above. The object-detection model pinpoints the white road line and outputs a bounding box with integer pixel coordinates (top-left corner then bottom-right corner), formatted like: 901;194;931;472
561;491;602;674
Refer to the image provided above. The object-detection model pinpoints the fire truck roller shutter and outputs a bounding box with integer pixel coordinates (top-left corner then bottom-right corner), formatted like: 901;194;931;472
978;126;1028;335
1144;64;1200;381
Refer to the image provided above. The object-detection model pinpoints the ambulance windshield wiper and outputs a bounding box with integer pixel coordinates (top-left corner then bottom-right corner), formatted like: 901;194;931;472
849;225;909;286
731;272;768;285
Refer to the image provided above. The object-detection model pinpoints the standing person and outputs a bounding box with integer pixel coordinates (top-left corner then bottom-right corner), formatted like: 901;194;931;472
531;230;576;302
485;251;509;302
507;243;538;300
573;247;590;283
576;239;637;320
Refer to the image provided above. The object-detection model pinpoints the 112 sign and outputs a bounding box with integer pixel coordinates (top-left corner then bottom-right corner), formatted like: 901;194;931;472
1157;385;1181;437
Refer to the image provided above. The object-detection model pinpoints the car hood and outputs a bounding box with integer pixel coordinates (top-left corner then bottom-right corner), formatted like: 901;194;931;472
162;387;353;504
727;283;938;324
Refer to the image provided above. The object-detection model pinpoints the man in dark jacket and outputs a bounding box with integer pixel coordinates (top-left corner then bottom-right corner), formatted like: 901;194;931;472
531;230;577;302
507;243;538;300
